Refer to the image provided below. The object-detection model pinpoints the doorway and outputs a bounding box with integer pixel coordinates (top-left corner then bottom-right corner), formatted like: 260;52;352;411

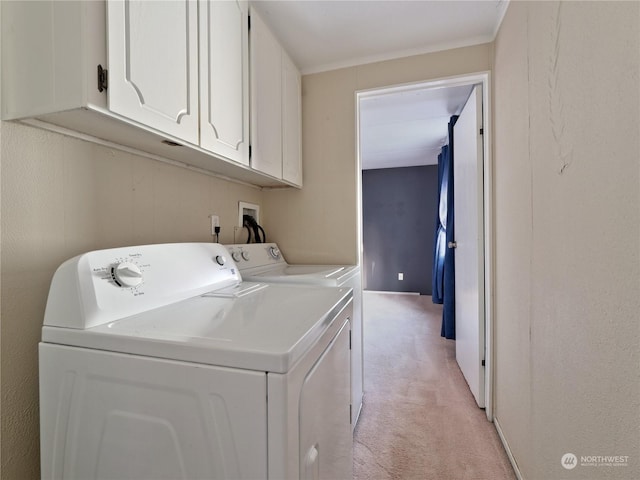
356;72;494;420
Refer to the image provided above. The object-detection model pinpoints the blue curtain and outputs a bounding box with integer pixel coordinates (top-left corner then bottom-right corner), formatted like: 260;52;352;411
431;147;448;304
432;115;458;339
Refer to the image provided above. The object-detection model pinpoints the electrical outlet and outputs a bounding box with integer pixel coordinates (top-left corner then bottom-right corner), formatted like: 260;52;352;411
398;273;404;281
210;215;220;235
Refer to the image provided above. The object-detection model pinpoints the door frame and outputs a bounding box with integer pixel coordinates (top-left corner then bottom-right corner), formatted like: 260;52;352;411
356;71;494;421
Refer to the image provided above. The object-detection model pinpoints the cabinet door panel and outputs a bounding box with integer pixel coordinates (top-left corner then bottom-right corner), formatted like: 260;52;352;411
107;0;199;144
250;10;282;179
282;52;302;186
199;0;250;165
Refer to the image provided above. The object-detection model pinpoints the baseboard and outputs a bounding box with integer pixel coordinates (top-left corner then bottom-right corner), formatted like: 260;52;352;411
494;417;524;480
363;290;420;296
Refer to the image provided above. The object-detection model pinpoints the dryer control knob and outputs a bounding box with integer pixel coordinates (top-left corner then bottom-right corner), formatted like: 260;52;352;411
269;247;280;259
113;262;143;287
231;251;241;262
215;255;227;266
241;251;250;261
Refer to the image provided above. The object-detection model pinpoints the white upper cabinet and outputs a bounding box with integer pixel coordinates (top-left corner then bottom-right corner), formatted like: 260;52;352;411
107;0;199;145
250;10;283;179
1;0;290;186
1;0;108;118
199;0;250;165
249;9;302;187
281;51;302;186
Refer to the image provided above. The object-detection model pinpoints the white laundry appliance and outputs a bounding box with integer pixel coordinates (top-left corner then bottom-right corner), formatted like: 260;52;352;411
39;243;353;480
226;242;363;429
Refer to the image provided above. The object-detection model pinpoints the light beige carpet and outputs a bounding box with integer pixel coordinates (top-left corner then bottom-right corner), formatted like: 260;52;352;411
353;292;515;480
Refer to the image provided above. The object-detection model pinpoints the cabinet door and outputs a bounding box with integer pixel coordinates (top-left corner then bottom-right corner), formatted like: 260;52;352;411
282;51;302;186
199;0;250;165
107;0;199;144
249;10;282;178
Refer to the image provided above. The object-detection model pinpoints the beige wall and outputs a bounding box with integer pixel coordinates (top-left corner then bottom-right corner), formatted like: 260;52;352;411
493;2;640;479
0;121;263;479
492;2;533;475
263;43;492;265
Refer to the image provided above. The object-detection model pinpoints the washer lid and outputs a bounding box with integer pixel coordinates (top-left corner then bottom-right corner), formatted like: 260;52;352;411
242;264;360;286
42;283;352;374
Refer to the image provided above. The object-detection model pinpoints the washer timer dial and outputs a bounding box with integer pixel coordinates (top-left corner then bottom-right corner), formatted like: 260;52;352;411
112;262;143;287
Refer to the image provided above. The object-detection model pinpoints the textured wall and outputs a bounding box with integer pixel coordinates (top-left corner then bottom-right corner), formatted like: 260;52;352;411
0;122;263;479
492;2;534;476
493;2;640;479
362;166;439;295
262;43;492;265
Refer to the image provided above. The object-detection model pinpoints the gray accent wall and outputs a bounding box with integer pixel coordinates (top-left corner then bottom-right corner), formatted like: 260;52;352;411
362;165;439;294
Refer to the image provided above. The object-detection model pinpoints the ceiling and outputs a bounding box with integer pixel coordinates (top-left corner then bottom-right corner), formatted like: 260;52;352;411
250;0;508;75
359;84;473;169
249;0;508;170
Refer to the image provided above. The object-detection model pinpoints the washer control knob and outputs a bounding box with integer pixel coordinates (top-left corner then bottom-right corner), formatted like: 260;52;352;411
241;251;250;261
215;255;227;266
113;262;143;287
231;251;241;262
269;247;280;259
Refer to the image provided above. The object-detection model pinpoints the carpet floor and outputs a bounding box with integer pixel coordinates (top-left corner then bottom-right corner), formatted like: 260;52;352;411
353;292;515;480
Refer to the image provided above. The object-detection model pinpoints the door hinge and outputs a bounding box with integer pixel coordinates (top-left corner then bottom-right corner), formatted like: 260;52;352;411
479;127;484;135
350;404;352;424
481;359;485;367
97;65;108;92
349;330;352;350
249;145;252;159
248;15;251;30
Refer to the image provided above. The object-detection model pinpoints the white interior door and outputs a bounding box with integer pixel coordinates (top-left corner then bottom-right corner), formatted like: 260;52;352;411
453;85;485;408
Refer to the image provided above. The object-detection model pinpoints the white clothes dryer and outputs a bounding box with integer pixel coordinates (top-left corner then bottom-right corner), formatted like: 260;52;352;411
40;243;353;480
226;242;363;429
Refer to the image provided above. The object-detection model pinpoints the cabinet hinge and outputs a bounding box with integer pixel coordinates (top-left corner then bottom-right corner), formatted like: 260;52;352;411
479;127;484;135
97;65;108;92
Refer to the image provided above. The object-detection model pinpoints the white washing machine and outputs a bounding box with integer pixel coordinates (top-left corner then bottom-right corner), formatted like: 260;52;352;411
40;243;353;480
226;243;363;429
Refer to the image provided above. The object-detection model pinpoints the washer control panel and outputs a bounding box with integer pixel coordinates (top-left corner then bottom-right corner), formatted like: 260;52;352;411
225;243;287;271
44;243;241;329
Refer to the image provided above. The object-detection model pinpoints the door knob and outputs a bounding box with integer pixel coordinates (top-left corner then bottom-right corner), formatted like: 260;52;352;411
448;241;457;249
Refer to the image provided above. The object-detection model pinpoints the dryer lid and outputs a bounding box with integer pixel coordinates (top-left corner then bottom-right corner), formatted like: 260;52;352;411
42;283;352;374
